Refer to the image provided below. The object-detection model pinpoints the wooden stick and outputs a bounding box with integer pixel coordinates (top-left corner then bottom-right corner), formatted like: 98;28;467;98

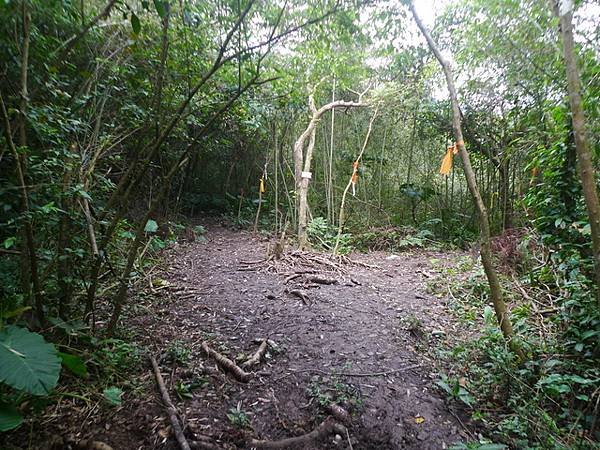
345;427;354;450
248;417;346;449
150;356;191;450
0;248;21;255
201;341;252;382
242;339;269;367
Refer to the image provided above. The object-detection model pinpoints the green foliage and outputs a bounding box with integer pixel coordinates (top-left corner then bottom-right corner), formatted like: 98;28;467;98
450;443;507;450
430;249;600;449
436;375;475;407
523;107;589;255
165;340;191;365
307;217;352;254
103;387;123;406
0;402;22;432
0;326;61;396
352;226;436;252
57;352;88;379
94;339;141;376
307;375;362;410
0;326;63;432
174;376;208;400
226;404;250;428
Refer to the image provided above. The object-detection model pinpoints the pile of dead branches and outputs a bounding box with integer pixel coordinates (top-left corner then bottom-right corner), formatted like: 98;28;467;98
239;249;377;275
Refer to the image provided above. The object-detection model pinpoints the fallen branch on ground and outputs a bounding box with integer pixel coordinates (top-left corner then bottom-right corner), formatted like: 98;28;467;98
201;341;252;382
242;339;269;367
248;417;346;449
150;356;191;450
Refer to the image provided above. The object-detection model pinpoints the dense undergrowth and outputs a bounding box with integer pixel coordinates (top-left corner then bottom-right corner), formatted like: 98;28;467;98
1;0;600;448
0;219;203;432
428;235;599;450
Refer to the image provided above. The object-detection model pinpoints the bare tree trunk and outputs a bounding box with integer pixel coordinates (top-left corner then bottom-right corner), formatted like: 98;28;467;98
1;96;44;327
274;122;280;233
297;121;317;247
6;2;45;326
154;1;170;140
327;78;336;223
57;168;74;319
555;1;600;306
409;3;523;359
294;93;365;249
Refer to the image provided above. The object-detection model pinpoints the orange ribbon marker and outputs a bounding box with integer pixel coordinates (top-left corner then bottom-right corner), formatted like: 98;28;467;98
259;177;265;194
439;141;461;176
351;161;359;196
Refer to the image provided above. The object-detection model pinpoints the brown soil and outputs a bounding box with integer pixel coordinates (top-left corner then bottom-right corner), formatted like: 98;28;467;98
1;224;475;450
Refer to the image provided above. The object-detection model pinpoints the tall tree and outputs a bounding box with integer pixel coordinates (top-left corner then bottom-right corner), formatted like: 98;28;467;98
293;89;366;249
409;1;524;358
554;0;600;306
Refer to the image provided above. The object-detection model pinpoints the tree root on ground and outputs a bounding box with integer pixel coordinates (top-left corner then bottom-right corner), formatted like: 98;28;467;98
201;341;252;382
188;435;223;450
308;275;338;285
326;403;351;424
288;289;310;305
242;339;269;367
248;417;346;449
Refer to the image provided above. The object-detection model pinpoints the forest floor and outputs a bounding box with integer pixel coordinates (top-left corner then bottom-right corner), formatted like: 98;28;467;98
6;223;480;450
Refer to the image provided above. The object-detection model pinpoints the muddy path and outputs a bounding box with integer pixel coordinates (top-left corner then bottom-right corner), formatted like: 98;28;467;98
132;225;473;450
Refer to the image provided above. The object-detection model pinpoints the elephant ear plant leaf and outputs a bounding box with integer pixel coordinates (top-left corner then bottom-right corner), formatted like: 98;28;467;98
0;402;22;432
0;326;61;396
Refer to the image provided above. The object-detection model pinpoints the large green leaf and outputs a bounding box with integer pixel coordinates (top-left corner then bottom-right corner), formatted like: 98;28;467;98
0;326;61;395
58;352;88;379
0;402;22;432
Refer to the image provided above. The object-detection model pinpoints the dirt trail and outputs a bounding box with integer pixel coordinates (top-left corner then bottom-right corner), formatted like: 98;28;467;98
134;225;473;449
